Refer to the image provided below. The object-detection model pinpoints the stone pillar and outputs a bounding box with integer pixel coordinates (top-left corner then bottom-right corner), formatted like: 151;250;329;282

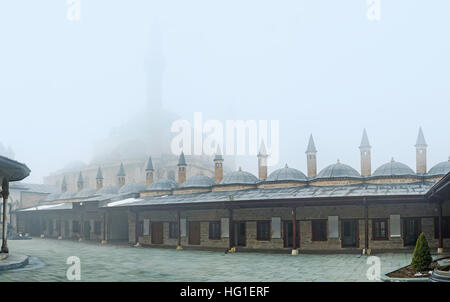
228;208;234;250
1;178;10;253
364;202;370;255
438;202;443;254
176;211;182;250
292;208;298;255
101;213;107;244
135;211;139;245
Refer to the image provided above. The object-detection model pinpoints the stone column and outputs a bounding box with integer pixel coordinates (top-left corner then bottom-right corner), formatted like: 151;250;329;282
135;211;139;245
438;202;443;254
1;178;10;253
364;201;370;255
176;211;182;250
101;212;107;244
228;208;234;250
292;207;298;255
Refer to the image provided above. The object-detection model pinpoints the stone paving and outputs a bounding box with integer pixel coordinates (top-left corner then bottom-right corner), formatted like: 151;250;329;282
0;238;413;282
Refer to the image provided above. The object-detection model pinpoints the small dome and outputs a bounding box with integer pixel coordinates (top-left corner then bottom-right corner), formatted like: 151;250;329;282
148;179;179;191
181;175;214;188
59;190;77;200
372;159;415;177
76;188;97;198
220;168;258;185
317;161;360;179
97;185;118;195
428;159;450;176
267;165;307;182
44;193;61;202
118;183;146;194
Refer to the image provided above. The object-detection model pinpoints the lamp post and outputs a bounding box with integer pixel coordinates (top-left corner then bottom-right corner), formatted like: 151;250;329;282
1;178;10;253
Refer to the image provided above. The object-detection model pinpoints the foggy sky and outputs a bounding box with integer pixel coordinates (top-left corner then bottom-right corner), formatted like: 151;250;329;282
1;0;449;184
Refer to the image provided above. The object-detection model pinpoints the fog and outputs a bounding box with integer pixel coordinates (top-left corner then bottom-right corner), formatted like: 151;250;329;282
0;1;449;184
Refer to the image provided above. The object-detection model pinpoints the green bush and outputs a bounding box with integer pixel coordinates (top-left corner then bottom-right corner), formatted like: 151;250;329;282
411;232;432;271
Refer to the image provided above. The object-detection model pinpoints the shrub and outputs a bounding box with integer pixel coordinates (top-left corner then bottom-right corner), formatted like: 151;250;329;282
411;232;432;271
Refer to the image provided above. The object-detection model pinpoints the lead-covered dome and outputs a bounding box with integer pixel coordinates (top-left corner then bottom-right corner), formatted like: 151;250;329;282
76;188;97;198
220;168;258;185
428;159;450;176
267;165;307;182
148;179;179;191
118;183;146;194
317;161;360;179
181;175;214;188
97;185;118;195
59;190;77;200
44;192;61;202
372;159;415;177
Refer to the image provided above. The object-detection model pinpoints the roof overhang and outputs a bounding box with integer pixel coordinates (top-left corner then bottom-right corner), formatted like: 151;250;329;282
0;156;31;182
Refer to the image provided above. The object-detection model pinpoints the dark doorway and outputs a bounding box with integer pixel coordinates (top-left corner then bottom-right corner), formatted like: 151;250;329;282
283;221;300;248
342;220;358;247
83;221;91;240
188;221;201;245
234;222;246;247
404;218;421;246
151;222;164;244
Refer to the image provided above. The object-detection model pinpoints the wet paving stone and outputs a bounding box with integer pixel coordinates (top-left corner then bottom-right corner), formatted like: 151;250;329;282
0;238;413;282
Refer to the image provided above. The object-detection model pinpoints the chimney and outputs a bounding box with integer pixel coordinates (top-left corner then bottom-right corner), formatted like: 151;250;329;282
214;146;224;183
96;167;104;190
145;156;154;187
305;134;318;178
177;152;187;185
77;172;84;192
359;129;372;176
117;163;126;189
257;140;268;180
415;127;427;174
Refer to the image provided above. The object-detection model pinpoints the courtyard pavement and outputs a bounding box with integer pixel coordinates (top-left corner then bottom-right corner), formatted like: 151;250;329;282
1;238;413;282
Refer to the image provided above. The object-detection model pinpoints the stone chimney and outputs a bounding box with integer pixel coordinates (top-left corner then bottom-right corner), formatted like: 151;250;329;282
359;129;372;176
61;176;68;193
177;152;187;185
77;172;84;192
145;156;154;187
117;163;126;189
305;134;317;178
96;167;104;191
257;140;268;180
213;146;224;183
415;127;427;174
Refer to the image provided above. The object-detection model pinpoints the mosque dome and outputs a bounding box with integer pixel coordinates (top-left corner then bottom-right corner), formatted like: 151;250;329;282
97;185;118;195
76;188;97;198
428;158;450;176
267;165;307;182
220;168;258;185
148;179;179;191
59;190;77;200
372;159;415;177
317;161;361;179
181;175;214;188
44;193;61;202
118;183;146;194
